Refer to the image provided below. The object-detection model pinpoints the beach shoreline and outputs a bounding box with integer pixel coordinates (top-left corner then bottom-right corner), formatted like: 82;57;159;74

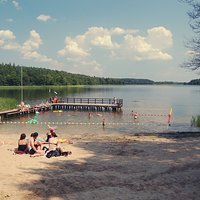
0;131;200;200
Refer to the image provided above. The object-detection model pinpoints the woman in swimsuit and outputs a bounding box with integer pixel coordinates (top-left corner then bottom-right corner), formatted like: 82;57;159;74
28;132;45;157
18;133;28;152
46;131;72;158
14;133;28;154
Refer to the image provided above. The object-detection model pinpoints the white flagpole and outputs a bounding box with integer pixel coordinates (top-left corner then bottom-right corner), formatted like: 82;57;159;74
21;66;23;102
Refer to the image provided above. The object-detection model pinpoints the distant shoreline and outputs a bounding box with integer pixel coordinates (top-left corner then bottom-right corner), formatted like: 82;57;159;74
0;82;200;88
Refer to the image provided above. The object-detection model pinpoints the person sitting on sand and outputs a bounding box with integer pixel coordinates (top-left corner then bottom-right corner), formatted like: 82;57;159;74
14;133;28;154
28;132;45;157
45;127;73;144
45;128;55;142
45;131;72;158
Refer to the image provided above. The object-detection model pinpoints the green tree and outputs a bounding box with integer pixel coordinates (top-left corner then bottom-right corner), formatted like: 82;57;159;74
0;63;155;86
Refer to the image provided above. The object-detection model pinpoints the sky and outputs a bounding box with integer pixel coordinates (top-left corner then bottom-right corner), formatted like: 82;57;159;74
0;0;199;82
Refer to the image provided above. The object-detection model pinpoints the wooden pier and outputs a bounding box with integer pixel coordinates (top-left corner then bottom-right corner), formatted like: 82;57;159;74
0;105;50;121
0;97;123;120
51;98;123;111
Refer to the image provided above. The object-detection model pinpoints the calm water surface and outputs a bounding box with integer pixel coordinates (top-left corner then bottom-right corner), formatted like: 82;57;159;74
0;85;200;136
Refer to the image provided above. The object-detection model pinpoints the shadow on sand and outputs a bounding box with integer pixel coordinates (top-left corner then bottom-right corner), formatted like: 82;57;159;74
17;132;200;200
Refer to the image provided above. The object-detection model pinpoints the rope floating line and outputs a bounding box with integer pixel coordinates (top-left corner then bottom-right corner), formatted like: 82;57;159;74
0;120;148;126
0;119;171;127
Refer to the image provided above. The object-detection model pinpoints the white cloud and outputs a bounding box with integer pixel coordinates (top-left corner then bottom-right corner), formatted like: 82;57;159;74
0;30;16;40
59;26;173;61
0;30;19;50
147;26;173;50
91;35;114;48
0;29;62;66
21;30;42;55
12;0;21;10
58;36;89;58
20;30;62;66
121;33;172;61
58;26;173;74
58;26;123;59
2;42;19;50
0;26;173;75
37;15;52;22
85;27;120;48
110;27;138;35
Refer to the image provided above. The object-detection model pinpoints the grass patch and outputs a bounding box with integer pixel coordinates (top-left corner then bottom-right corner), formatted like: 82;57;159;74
0;97;18;111
0;85;86;90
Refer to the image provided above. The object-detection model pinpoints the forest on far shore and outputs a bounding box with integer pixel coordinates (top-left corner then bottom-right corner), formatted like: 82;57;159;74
0;63;199;86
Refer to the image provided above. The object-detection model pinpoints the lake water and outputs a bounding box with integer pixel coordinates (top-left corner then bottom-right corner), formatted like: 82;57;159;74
0;85;200;136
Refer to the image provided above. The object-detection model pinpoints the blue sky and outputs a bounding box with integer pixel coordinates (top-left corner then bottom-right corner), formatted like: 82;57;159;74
0;0;199;82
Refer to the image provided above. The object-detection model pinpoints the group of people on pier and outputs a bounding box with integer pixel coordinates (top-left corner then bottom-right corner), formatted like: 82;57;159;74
15;127;72;158
48;96;64;104
18;94;61;112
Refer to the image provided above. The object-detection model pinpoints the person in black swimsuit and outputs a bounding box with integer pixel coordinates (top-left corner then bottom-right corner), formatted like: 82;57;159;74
14;133;28;154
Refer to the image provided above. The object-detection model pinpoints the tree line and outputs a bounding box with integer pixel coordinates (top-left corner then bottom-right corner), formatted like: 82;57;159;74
0;63;154;86
1;63;199;85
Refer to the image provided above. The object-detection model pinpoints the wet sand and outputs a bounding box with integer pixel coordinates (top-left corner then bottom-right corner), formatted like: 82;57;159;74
0;131;200;200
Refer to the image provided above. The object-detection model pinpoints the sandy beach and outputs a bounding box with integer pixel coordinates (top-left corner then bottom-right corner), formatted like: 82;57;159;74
0;131;200;200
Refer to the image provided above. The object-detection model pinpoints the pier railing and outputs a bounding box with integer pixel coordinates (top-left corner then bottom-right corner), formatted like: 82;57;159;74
51;97;123;111
63;97;123;106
